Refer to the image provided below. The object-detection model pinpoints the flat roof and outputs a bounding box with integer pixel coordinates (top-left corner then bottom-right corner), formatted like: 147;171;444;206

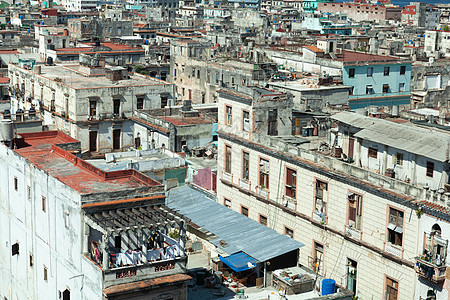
167;185;304;262
336;50;401;63
159;116;212;126
14;131;161;194
15;64;170;90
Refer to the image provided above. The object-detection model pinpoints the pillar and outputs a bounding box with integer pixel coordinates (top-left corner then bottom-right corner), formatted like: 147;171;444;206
82;222;89;254
102;234;109;270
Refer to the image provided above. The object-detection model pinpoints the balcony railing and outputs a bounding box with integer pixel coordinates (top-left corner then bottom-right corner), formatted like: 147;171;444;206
414;256;447;283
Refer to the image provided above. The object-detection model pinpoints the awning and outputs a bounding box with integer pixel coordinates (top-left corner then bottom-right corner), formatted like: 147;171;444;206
220;252;258;272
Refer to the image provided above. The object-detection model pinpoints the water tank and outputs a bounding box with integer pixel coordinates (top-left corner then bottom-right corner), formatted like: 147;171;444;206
46;56;53;65
0;119;14;143
33;65;41;74
356;108;367;116
322;278;336;295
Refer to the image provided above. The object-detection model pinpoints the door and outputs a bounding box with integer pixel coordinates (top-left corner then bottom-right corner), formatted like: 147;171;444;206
386;277;398;300
113;129;121;150
89;131;97;152
348;137;354;159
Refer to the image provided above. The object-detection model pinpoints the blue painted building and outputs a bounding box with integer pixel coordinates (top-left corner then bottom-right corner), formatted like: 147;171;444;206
341;51;411;109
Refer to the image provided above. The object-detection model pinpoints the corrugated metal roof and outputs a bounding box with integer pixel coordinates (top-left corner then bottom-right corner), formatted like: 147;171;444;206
332;112;450;162
167;185;304;262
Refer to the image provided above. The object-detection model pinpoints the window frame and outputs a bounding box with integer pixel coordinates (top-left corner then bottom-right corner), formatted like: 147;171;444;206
240;205;249;217
426;161;434;178
367;67;373;77
284;226;294;238
14;176;18;191
242;151;250;181
348;68;355;78
285;167;297;199
224;198;231;208
400;65;406;75
384;275;399;300
259;214;268;226
384;66;390;76
224;145;232;175
259;157;270;189
42;196;46;212
382;84;390;94
386;206;404;247
314;179;328;222
225;105;232;126
368;147;377;159
347;192;363;231
242;110;250;132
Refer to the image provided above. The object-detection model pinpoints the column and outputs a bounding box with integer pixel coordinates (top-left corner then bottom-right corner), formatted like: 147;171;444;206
142;230;148;265
102;234;109;270
82;222;89;254
178;221;186;256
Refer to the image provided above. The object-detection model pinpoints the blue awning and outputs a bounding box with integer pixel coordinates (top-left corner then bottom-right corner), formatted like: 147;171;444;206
220;252;258;272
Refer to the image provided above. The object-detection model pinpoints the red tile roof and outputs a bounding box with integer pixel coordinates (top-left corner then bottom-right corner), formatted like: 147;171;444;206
303;45;324;53
0;50;19;54
103;274;192;296
82;195;165;208
14;131;161;194
336;51;399;62
414;200;450;215
0;77;10;84
159;116;212;126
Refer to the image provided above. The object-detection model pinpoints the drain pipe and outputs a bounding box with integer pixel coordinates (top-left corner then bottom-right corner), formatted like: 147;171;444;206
264;262;267;288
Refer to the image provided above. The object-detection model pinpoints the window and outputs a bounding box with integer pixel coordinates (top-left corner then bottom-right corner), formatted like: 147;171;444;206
366;85;374;95
349;87;354;95
399;83;405;92
426;161;434;177
312;242;323;274
384;66;390;76
44;266;48;282
89;100;96;117
285;168;297;199
284;226;294;238
400;65;406;75
224;198;231;208
387;208;404;247
314;180;328;222
241;205;249;217
137;96;144;110
29;253;33;267
367;67;373;77
113;99;120;116
268;109;278;136
259;158;269;189
394;153;403;166
385;277;398;300
161;96;168;108
346;259;357;294
42;196;46;212
14;176;18;191
243;110;250;132
226;106;232;126
225;145;232;174
348;68;355;78
368;147;377;158
383;84;390;93
242;152;249;181
64;211;69;229
12;243;19;256
27;185;31;201
62;289;70;300
113;129;121;150
347;193;362;230
259;214;268;226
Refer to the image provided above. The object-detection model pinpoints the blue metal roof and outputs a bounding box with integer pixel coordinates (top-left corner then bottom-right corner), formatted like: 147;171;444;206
219;252;258;272
167;185;304;262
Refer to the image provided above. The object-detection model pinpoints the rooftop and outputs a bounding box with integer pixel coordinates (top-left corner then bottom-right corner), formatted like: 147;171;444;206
12;63;170;90
14;131;160;194
159;116;212;126
167;185;304;262
335;50;401;63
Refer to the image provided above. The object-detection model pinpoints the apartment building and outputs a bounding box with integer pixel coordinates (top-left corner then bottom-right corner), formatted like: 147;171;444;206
317;2;402;22
8;55;175;153
216;86;432;299
0;130;190;300
424;30;450;58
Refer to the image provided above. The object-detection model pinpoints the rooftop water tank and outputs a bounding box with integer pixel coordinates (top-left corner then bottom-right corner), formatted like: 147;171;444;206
322;278;336;296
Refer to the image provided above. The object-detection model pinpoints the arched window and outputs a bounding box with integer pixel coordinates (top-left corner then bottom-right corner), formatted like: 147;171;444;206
426;290;436;300
63;289;70;300
432;224;442;235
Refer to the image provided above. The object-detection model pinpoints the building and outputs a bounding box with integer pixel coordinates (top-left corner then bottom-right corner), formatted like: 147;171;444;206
340;51;412;109
317;2;402;22
8;56;175;153
0;130;191;300
216;87;428;299
67;18;133;40
401;2;440;29
424;30;450;59
302;0;332;12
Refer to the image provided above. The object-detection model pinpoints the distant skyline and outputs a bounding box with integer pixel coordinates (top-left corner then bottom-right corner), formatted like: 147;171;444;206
336;0;449;6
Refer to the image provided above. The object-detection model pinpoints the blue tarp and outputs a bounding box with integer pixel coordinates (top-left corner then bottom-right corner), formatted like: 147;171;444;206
220;252;258;272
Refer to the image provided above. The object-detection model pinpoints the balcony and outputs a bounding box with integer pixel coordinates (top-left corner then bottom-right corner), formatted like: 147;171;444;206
414;256;447;283
84;203;190;288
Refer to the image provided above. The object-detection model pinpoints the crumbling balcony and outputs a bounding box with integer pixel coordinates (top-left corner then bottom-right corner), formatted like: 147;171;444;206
414;256;447;283
83;203;190;288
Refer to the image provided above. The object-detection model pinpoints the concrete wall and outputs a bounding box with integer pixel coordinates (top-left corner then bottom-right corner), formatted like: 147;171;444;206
0;144;102;300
